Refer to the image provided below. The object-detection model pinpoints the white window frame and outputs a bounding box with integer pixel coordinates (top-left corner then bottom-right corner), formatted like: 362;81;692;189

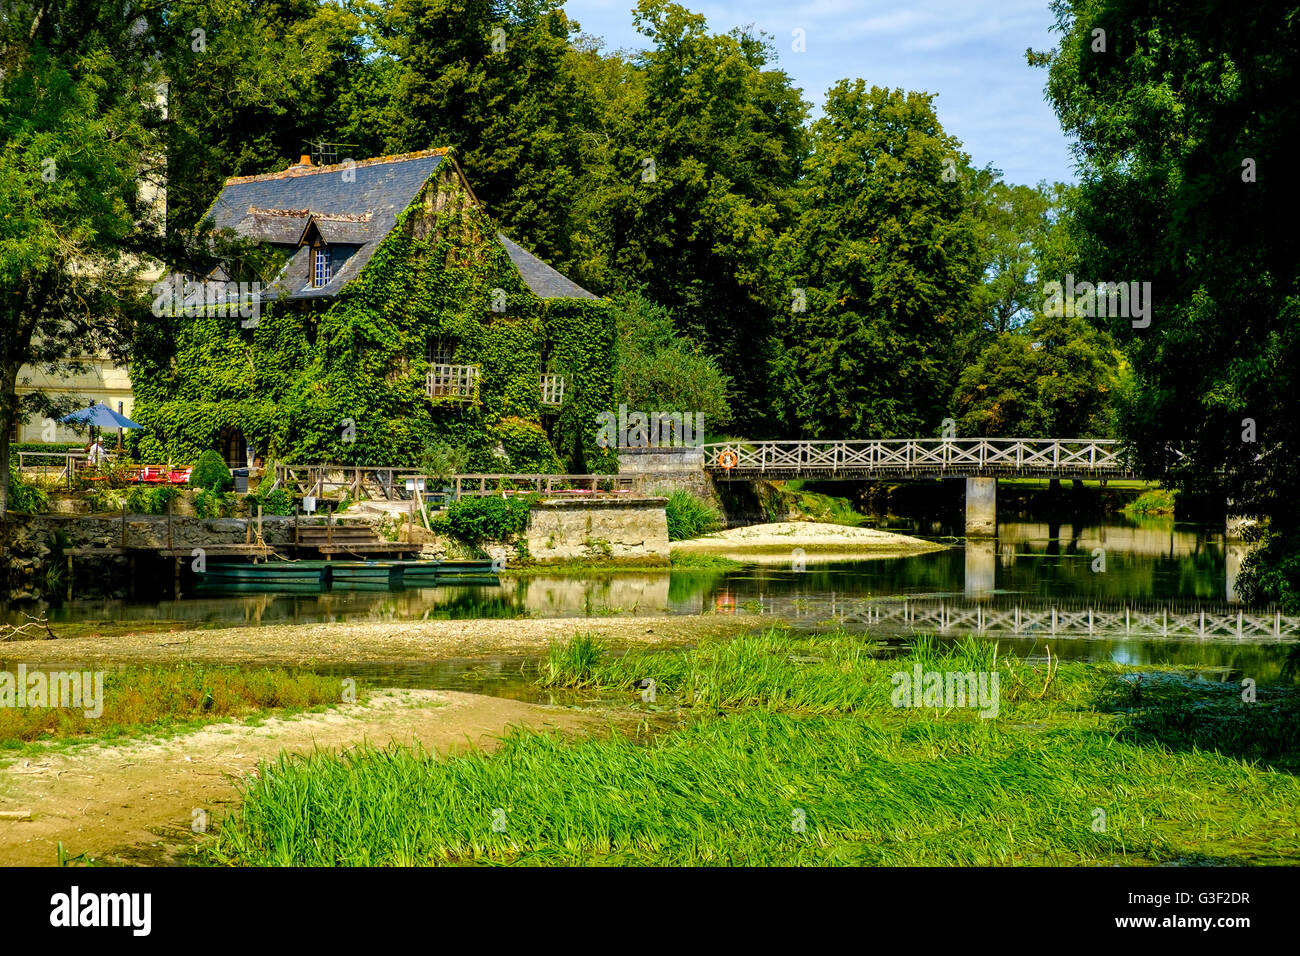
313;246;332;288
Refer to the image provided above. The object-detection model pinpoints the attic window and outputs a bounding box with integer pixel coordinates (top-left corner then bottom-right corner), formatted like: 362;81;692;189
312;246;332;288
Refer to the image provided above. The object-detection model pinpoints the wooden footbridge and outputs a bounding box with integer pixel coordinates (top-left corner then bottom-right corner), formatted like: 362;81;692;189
699;439;1137;479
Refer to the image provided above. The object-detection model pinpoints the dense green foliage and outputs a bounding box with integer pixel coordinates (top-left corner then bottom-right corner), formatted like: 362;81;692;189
954;311;1122;437
190;450;233;493
431;495;532;543
0;1;162;513
770;83;982;438
192;488;236;519
662;489;723;541
611;294;731;430
132;170;617;473
253;485;294;517
124;484;179;515
4;454;49;514
1033;0;1300;604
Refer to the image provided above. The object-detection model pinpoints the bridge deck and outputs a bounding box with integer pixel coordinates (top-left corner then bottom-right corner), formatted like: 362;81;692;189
700;439;1137;479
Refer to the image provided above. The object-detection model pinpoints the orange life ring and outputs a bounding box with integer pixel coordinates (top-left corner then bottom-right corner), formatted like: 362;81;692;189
717;449;738;470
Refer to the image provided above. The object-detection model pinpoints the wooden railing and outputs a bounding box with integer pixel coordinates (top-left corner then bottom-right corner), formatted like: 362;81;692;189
271;467;650;503
699;438;1139;478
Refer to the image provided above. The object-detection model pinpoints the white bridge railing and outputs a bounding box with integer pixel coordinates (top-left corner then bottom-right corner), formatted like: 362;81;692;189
718;595;1299;641
699;438;1136;478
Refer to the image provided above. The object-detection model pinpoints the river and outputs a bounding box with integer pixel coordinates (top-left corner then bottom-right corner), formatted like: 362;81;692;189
6;515;1296;682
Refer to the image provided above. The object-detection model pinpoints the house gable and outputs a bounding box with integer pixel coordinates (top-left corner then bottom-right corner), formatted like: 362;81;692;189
205;149;596;302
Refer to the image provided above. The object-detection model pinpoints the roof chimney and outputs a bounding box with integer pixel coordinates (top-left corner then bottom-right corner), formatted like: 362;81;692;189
298;153;312;167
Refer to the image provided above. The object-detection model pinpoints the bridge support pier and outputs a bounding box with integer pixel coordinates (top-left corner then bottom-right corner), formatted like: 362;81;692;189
964;477;997;538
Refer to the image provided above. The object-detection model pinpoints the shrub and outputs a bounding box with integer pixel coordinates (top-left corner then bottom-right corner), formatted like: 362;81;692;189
125;484;179;515
662;490;723;541
245;479;293;517
431;495;531;542
191;450;233;492
1124;487;1176;517
418;441;470;484
194;488;236;518
259;487;293;516
6;473;49;514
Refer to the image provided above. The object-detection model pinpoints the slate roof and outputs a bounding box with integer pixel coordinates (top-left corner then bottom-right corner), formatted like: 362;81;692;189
205;149;597;302
207;150;447;301
499;234;597;300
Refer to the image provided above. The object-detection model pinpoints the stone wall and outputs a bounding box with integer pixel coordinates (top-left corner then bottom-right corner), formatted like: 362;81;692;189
617;446;719;505
525;497;669;563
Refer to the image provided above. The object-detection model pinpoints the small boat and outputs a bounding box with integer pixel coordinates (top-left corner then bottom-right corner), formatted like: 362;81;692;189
186;556;500;592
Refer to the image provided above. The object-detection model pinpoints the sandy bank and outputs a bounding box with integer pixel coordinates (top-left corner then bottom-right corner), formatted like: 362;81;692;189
0;616;752;668
0;689;596;866
671;521;947;557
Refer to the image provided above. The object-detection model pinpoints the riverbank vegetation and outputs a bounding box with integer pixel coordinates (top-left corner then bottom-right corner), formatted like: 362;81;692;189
200;628;1299;866
0;665;354;753
1123;488;1177;518
662;490;724;541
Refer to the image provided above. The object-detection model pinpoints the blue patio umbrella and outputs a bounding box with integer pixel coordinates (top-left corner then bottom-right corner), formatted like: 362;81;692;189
59;402;141;429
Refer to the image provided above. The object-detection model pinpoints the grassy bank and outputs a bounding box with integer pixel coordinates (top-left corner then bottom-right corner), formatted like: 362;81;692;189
0;665;356;752
199;628;1299;866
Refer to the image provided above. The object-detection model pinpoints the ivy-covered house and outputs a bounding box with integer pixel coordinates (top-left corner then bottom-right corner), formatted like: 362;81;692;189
131;148;616;473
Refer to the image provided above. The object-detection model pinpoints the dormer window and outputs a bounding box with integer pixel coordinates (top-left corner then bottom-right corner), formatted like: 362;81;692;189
313;246;332;288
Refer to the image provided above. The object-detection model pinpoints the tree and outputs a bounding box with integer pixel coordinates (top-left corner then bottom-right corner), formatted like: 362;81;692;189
770;82;982;438
376;0;593;268
969;178;1054;335
610;293;731;430
568;1;810;430
162;0;392;232
1033;0;1300;603
0;1;162;514
955;311;1121;437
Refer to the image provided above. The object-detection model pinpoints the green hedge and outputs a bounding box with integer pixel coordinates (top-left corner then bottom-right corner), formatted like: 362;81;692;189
12;442;83;455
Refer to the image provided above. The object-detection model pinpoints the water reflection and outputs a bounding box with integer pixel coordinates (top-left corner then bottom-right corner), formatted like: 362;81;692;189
7;517;1294;675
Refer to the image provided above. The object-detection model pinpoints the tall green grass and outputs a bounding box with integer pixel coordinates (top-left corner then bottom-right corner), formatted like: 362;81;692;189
202;708;1300;866
536;628;1077;716
0;665;354;749
662;490;723;541
202;628;1300;866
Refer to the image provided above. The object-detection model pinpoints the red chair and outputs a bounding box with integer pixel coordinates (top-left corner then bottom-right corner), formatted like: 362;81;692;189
169;468;192;485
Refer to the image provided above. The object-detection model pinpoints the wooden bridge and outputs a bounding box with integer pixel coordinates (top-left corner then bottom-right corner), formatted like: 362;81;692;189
699;438;1137;480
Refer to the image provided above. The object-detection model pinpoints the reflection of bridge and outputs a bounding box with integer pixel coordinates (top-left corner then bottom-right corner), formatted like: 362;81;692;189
735;594;1299;642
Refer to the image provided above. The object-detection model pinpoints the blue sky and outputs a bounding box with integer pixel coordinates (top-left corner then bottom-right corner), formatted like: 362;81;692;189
563;0;1077;187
